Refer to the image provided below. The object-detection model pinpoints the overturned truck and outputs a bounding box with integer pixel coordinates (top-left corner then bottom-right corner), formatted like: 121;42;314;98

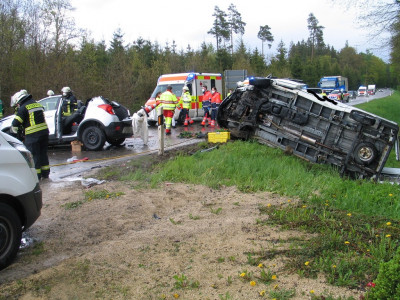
217;77;399;179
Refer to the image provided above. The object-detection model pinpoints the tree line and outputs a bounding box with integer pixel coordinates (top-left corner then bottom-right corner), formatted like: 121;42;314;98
0;0;398;116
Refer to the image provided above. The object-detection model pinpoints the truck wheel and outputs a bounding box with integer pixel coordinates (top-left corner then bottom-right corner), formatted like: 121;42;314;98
353;142;377;165
350;111;376;126
82;126;106;151
0;203;22;271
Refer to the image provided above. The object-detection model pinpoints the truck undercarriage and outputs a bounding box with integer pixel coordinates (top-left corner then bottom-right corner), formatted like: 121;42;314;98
217;77;399;179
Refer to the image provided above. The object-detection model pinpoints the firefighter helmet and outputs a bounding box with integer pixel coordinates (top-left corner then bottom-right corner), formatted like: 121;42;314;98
47;90;55;96
10;89;29;107
183;85;189;91
61;86;72;96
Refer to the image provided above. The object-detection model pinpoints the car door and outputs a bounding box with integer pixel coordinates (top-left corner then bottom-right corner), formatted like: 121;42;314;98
38;96;61;137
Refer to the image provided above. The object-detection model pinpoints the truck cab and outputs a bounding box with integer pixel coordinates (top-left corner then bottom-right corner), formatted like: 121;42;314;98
144;72;222;126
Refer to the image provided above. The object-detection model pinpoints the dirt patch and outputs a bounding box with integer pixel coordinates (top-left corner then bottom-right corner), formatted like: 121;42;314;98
0;153;363;299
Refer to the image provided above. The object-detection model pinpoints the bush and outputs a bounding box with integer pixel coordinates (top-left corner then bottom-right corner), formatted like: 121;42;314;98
367;247;400;299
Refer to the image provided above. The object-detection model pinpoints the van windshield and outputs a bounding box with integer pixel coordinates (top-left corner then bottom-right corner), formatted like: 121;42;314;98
151;84;185;98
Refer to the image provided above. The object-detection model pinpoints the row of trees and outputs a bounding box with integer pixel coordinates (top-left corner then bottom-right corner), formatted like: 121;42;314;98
0;0;398;116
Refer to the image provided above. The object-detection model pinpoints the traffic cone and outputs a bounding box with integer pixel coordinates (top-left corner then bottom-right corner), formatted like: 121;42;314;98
189;118;194;125
210;120;215;128
184;116;188;126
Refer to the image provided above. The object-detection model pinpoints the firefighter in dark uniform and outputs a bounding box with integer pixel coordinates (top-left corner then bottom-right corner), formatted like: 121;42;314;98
61;86;82;134
11;90;50;179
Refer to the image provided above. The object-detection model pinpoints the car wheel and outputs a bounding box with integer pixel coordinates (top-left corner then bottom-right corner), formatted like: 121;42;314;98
82;126;106;151
353;142;377;165
0;203;22;271
107;138;125;147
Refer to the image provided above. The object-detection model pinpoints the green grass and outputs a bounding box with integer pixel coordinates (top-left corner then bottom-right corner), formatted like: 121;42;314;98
95;91;400;297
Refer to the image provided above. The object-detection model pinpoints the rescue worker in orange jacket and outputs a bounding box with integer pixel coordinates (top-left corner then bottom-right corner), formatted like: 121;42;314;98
158;86;179;135
201;85;212;126
210;86;221;128
10;89;50;179
181;86;193;126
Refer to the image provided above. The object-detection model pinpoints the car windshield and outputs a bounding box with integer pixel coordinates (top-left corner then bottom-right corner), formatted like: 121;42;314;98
331;90;340;94
151;84;185;98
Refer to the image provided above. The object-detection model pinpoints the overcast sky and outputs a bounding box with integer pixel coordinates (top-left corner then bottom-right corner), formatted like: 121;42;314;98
69;0;391;61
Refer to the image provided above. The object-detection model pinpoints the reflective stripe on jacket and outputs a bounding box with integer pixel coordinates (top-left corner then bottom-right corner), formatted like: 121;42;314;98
158;91;178;111
12;98;48;136
181;91;192;109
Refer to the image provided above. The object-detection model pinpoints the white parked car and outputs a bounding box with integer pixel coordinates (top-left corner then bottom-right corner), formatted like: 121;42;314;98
0;131;42;270
0;95;133;151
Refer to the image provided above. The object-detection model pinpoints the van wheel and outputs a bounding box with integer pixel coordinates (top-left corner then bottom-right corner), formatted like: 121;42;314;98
0;203;22;270
82;126;106;151
353;142;377;165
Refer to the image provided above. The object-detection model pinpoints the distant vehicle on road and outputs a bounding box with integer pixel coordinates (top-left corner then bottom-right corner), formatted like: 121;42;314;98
318;76;348;95
348;91;357;99
358;86;368;97
327;89;350;103
368;84;376;95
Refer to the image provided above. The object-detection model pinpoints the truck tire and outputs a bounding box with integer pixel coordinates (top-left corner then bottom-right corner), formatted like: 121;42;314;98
0;203;22;270
350;111;376;126
353;142;377;165
82;126;106;151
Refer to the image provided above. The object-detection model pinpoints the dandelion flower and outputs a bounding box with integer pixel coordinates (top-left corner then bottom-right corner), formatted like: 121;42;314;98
347;213;352;217
274;284;279;289
173;293;179;298
267;203;271;207
288;199;291;203
258;263;263;268
310;290;315;294
389;193;393;197
250;281;256;286
259;290;266;296
271;275;277;280
240;272;246;277
386;234;391;238
305;261;310;266
344;241;350;245
386;222;392;226
332;264;336;268
302;205;307;208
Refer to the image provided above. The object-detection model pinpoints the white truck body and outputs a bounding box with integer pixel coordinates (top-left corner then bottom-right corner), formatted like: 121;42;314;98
367;84;376;95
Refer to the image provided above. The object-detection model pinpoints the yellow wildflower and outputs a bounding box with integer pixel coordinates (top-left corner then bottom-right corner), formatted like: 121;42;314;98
386;234;391;238
259;290;266;296
258;263;263;268
310;290;315;294
305;261;310;266
288;199;291;203
271;275;277;280
240;272;246;277
332;264;336;268
389;193;393;197
267;203;271;207
250;281;256;286
347;213;352;217
345;241;350;245
274;284;279;289
302;205;307;208
386;222;392;226
173;293;179;298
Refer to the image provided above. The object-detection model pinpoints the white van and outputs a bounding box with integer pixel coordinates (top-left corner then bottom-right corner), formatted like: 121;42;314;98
0;131;42;270
144;72;223;125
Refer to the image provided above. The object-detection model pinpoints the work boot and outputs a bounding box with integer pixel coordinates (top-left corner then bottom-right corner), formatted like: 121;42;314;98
166;129;171;135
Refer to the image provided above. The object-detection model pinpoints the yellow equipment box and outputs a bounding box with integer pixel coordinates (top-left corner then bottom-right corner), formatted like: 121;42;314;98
208;132;230;143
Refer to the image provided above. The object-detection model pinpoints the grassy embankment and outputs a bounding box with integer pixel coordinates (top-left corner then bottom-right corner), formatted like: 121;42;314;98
100;91;400;299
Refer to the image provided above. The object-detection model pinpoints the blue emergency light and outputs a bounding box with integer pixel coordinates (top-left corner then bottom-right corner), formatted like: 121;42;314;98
186;73;195;82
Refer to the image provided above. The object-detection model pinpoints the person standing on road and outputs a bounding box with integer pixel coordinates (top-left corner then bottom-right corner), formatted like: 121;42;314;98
158;85;179;135
0;99;3;119
210;87;221;128
10;90;50;179
181;86;193;126
201;85;212;126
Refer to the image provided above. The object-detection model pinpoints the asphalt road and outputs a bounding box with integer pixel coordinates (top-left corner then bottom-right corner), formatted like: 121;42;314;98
47;122;216;182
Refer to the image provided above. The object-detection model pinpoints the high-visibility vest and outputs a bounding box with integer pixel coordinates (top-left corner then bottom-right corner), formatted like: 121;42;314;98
158;91;178;111
202;90;212;109
211;92;221;108
14;100;48;135
181;91;192;109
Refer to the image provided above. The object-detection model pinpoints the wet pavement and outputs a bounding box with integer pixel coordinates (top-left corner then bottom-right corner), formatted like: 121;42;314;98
46;122;219;182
